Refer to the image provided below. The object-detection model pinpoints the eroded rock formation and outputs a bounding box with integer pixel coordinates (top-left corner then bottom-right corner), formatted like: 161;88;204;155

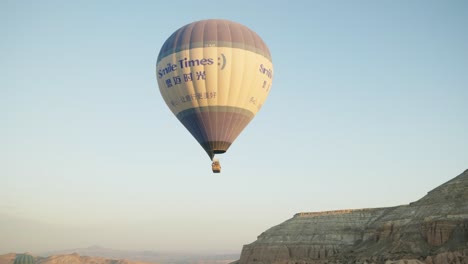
235;169;468;264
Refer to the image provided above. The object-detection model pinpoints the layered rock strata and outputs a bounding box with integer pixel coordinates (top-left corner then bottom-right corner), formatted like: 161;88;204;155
236;169;468;264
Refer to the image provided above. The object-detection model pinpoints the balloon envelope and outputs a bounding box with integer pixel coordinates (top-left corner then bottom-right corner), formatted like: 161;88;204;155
156;19;273;159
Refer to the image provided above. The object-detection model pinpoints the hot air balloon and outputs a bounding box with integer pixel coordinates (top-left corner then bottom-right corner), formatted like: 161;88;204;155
156;19;273;173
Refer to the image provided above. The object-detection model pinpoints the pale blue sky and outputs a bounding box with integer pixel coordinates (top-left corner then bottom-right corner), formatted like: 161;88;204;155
1;0;467;255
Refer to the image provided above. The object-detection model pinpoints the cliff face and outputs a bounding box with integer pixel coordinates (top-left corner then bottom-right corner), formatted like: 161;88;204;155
236;169;468;264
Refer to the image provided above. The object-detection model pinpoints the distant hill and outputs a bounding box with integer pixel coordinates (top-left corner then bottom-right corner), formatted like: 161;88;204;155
0;253;16;264
0;246;238;264
42;246;238;264
234;169;468;264
0;252;154;264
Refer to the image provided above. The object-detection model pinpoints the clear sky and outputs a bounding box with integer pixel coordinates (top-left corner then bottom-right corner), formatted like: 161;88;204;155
1;0;467;255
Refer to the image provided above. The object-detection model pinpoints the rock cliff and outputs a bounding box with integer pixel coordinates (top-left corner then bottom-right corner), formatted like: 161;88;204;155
235;169;468;264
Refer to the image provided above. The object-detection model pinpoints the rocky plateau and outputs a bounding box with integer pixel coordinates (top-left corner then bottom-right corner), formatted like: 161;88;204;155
234;169;468;264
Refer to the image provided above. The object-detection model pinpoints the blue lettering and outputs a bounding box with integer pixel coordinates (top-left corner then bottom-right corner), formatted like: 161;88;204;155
178;57;214;68
259;64;273;79
158;63;177;79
